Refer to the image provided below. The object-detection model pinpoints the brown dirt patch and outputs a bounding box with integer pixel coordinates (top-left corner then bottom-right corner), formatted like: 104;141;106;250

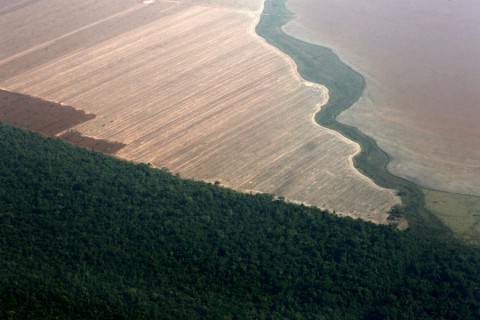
0;89;94;135
59;130;126;154
0;89;125;153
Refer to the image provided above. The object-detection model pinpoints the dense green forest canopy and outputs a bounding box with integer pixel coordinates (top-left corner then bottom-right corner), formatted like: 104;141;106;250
0;123;479;319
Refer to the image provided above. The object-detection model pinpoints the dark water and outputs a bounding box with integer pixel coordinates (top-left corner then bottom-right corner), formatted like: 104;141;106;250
284;0;480;195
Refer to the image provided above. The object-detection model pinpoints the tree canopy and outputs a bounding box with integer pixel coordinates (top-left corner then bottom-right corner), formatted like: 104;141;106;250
0;123;479;319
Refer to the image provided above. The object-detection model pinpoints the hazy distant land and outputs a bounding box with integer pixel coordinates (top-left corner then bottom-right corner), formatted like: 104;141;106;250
284;0;480;196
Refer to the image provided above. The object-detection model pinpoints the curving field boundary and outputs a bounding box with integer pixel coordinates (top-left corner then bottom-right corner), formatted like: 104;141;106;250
255;0;449;233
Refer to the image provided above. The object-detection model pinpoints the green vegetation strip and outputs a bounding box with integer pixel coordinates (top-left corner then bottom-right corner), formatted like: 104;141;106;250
1;123;480;319
423;188;480;246
256;0;446;234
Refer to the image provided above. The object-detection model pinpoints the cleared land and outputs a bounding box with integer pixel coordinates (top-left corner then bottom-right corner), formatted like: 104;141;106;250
0;90;125;154
0;89;94;136
0;0;400;222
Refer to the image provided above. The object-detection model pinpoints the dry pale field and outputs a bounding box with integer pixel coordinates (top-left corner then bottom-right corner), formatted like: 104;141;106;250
284;0;480;196
0;0;400;222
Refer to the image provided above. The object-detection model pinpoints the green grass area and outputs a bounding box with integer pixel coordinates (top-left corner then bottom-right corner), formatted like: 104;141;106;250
423;189;480;245
256;0;448;236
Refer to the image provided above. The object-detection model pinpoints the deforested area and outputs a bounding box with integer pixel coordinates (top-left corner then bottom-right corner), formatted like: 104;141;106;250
0;0;399;221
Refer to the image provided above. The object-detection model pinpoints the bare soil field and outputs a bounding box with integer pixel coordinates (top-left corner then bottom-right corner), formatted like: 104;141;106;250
58;130;126;154
0;89;125;154
0;0;400;222
0;89;94;136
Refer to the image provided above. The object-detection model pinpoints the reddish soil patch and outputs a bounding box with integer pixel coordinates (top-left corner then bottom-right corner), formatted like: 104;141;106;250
59;130;126;155
0;89;94;135
0;89;125;154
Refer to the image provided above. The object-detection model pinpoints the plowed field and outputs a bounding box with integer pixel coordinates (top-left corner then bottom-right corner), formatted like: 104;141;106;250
0;89;125;154
0;0;400;222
